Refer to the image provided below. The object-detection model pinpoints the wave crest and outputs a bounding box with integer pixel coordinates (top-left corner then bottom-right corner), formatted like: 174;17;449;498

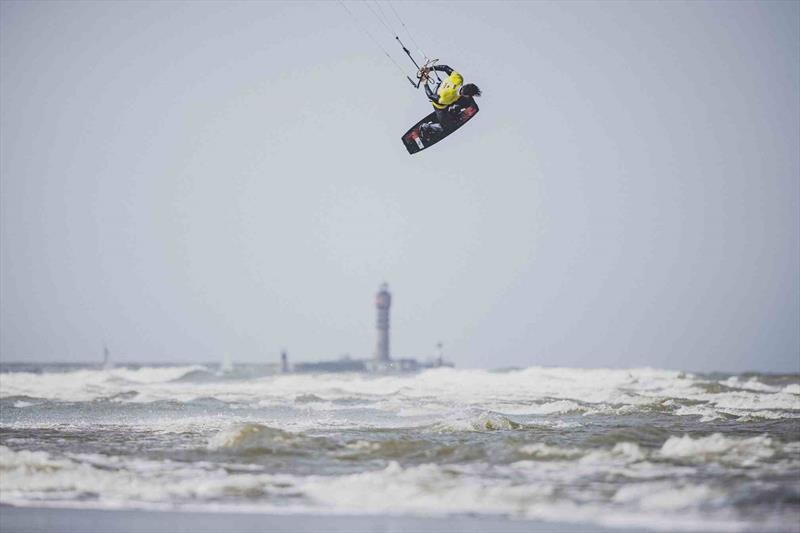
206;423;336;457
658;433;776;465
207;423;296;451
432;413;525;433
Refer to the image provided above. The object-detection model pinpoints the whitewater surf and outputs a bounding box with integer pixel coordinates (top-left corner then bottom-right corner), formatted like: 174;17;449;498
1;364;798;532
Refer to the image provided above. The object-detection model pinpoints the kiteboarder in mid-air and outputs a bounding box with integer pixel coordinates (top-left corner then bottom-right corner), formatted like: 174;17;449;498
337;2;482;153
417;64;482;141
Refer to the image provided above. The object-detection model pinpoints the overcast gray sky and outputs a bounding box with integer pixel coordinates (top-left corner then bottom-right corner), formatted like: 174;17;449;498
1;1;798;372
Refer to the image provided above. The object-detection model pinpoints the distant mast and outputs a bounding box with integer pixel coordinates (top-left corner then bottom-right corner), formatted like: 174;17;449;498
280;349;289;373
102;343;112;369
374;283;391;363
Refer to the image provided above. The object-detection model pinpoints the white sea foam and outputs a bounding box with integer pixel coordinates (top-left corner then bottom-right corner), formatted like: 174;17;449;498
110;366;209;384
0;366;207;402
658;434;777;466
0;445;267;504
2;443;797;532
580;442;647;464
722;376;781;393
612;481;722;511
782;383;800;395
707;390;800;412
517;442;584;460
2;366;797;427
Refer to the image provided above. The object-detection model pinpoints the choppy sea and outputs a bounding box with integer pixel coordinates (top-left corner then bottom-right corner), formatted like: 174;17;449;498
0;364;798;532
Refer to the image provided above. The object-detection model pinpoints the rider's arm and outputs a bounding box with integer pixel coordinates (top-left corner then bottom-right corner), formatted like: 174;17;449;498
424;81;439;103
431;64;454;75
422;65;455;103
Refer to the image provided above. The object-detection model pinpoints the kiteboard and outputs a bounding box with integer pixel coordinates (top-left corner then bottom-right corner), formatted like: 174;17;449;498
401;98;479;155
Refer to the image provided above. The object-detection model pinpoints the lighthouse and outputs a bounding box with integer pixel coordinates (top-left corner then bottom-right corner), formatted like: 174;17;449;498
374;283;391;362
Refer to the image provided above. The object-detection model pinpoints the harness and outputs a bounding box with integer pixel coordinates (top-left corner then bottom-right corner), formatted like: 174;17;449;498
432;71;463;109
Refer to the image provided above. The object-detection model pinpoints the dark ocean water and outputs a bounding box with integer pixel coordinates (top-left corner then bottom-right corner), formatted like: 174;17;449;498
1;363;798;531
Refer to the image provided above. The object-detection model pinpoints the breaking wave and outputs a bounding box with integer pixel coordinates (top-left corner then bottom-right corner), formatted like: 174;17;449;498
431;412;526;432
658;433;779;465
1;365;797;423
208;423;312;453
1;364;798;532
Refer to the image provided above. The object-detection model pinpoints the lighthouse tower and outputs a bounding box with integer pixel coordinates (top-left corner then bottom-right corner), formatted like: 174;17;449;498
374;283;391;362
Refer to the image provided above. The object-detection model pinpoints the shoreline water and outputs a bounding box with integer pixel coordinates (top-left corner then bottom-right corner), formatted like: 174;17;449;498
0;505;702;533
